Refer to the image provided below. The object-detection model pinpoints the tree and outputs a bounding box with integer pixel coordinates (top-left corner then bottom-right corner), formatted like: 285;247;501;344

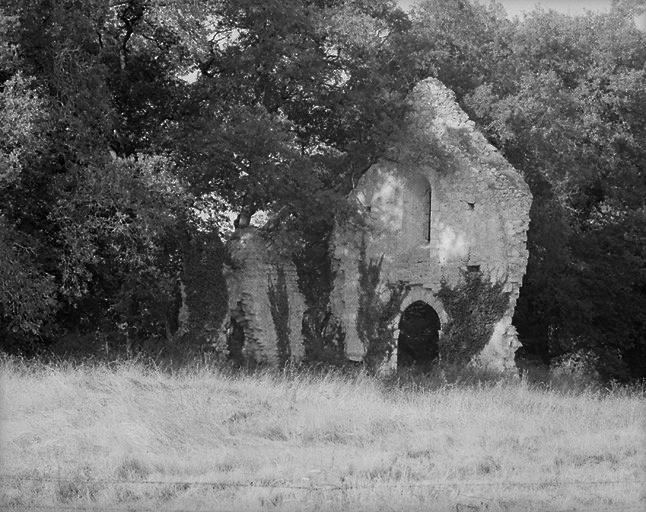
0;0;418;356
0;1;197;354
404;1;646;379
0;43;57;349
173;0;417;229
460;3;646;379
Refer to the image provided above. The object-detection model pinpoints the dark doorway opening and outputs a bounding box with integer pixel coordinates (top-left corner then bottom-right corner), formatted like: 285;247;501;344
397;301;440;369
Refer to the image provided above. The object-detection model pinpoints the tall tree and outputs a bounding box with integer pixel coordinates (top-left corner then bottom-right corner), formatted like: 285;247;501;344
409;0;646;378
171;0;417;228
0;0;418;355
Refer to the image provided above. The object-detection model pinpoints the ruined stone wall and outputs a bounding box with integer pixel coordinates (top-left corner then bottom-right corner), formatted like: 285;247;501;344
330;78;531;370
222;228;306;365
219;78;530;372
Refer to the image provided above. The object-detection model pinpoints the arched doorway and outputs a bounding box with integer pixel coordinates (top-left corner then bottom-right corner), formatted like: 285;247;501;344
397;301;441;369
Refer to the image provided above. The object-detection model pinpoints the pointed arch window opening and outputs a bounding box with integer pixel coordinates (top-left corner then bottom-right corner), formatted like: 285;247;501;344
426;187;432;242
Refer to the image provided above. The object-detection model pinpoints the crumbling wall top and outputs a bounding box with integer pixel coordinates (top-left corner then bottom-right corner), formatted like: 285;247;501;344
386;78;530;201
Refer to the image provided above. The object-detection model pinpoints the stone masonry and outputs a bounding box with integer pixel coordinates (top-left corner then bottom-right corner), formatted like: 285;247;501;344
330;78;531;371
223;228;306;365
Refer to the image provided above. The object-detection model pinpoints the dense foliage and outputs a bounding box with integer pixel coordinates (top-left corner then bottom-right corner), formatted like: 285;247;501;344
356;236;408;371
436;271;510;365
0;0;414;358
0;0;644;379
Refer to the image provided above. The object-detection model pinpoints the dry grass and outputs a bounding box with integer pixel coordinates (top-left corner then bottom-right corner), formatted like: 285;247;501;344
0;356;644;512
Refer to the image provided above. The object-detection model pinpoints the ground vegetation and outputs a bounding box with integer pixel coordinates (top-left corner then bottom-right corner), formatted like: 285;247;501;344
1;356;643;511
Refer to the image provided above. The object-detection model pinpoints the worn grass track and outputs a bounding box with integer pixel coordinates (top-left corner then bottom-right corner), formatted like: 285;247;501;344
0;357;644;511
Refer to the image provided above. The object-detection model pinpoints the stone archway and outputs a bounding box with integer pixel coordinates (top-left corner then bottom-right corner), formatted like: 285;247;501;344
397;301;441;369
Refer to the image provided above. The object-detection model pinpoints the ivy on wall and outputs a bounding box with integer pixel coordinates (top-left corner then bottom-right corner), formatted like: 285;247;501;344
356;236;408;371
179;230;228;354
293;225;346;363
267;266;291;366
435;271;509;364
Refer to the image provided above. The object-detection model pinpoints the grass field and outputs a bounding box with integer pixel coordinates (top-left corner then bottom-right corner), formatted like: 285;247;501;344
0;356;644;512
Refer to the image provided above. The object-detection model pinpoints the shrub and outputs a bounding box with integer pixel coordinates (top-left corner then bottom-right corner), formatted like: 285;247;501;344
435;271;509;364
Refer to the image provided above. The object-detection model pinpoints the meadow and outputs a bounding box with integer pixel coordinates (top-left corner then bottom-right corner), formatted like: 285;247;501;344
0;356;644;512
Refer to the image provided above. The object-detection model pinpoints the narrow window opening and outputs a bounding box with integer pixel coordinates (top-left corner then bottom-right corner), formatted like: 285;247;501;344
426;189;432;242
467;202;475;210
227;303;246;367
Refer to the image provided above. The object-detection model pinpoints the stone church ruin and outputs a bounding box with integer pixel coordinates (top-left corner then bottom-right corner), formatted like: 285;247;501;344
222;78;531;372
